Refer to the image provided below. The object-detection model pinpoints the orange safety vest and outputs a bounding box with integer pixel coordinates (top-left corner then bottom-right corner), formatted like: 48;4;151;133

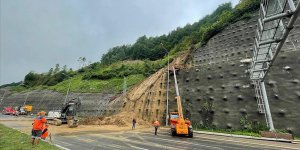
32;117;47;130
41;126;49;139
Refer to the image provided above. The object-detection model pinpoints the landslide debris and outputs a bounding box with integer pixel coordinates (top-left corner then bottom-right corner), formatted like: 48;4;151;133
80;112;150;127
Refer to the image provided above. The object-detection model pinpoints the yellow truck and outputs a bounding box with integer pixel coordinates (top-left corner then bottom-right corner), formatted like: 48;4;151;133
16;105;33;115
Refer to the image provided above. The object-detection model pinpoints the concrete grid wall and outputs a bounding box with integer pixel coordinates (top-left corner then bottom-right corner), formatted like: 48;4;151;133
0;90;123;117
172;15;300;135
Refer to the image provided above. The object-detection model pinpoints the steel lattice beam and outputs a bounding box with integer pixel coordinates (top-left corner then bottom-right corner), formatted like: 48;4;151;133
250;0;300;131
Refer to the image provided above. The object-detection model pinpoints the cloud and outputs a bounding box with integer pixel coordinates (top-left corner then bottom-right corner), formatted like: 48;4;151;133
0;0;239;85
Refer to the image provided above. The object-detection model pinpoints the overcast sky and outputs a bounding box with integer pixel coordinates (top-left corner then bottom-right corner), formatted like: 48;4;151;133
0;0;239;85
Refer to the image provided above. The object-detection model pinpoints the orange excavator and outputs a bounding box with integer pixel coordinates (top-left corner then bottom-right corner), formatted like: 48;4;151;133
169;66;193;137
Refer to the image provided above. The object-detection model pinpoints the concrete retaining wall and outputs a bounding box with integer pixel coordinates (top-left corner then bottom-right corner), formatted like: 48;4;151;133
171;14;300;135
0;90;124;116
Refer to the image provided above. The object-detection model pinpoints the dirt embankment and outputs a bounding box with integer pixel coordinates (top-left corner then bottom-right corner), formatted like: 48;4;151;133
80;112;151;127
79;52;192;127
0;114;151;136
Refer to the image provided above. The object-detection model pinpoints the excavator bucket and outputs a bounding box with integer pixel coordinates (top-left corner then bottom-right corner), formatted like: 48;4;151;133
67;119;79;128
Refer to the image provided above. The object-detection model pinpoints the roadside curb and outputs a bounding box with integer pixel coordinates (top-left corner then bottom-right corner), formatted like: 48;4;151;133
193;131;294;143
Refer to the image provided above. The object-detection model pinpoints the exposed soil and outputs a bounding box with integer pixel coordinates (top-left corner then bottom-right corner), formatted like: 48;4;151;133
0;114;151;136
80;112;151;127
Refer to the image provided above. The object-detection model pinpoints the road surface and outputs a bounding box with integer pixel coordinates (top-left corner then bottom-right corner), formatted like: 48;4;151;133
0;115;299;150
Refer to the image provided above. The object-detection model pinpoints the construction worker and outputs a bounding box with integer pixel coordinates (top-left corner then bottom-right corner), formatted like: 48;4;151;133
132;118;136;129
31;111;47;146
41;124;49;141
153;120;160;135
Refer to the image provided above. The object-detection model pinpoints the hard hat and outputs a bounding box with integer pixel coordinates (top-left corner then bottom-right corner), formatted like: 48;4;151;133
40;111;46;115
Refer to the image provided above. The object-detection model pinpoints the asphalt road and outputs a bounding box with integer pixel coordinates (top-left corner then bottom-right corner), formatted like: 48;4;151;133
1;114;299;150
50;129;299;150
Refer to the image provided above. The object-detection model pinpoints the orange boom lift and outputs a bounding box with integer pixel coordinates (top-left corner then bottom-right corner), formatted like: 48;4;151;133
169;66;193;137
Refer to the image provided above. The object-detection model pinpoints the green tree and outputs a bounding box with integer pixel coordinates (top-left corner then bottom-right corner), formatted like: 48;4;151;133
63;65;67;71
53;64;60;74
24;71;39;87
47;68;53;76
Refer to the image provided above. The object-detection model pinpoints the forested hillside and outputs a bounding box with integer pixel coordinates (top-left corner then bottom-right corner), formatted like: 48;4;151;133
3;0;260;93
100;0;259;64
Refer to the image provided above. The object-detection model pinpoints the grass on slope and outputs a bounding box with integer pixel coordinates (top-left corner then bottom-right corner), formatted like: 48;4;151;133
47;54;177;93
0;124;59;150
6;43;177;94
50;74;145;93
7;49;180;94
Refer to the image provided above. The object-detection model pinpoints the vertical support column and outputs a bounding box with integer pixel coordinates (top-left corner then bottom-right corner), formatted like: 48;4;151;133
165;56;169;126
23;93;29;106
64;80;71;104
260;81;275;131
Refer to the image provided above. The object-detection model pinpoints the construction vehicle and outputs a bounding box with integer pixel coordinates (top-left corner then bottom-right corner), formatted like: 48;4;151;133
169;66;193;137
46;98;81;128
2;106;16;115
15;105;33;115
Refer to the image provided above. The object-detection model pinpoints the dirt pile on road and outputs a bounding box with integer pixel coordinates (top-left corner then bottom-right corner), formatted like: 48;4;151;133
80;112;151;127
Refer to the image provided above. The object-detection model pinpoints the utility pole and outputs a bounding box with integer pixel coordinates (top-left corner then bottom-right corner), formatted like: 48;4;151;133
161;43;169;126
23;93;29;106
64;80;71;104
63;73;71;105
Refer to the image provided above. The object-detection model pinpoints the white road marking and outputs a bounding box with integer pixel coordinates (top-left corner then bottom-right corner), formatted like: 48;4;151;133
192;135;299;150
53;140;72;146
127;143;149;150
90;133;180;149
139;132;251;150
133;133;182;149
106;144;123;150
77;137;95;143
140;132;299;150
142;135;224;150
54;144;71;150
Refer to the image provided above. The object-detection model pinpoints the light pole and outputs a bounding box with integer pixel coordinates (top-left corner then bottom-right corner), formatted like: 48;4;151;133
161;43;169;126
23;93;29;106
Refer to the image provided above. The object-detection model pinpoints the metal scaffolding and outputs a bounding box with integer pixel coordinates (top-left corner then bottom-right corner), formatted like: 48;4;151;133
250;0;300;131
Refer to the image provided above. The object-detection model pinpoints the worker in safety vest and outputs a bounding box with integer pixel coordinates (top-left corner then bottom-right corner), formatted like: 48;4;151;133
31;111;47;146
153;120;160;135
41;124;49;140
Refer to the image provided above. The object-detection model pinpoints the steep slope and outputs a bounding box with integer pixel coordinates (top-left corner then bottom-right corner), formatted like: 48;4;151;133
174;15;300;134
122;52;190;123
123;13;300;135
